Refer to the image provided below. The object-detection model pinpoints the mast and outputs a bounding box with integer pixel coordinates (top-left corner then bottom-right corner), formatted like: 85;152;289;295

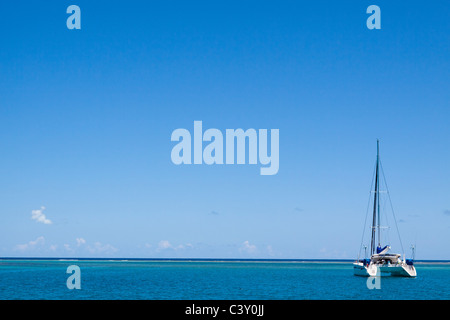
370;140;380;256
377;141;381;249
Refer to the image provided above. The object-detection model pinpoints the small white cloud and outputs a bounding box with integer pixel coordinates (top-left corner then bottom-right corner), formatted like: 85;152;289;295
158;240;172;250
15;236;45;251
76;238;86;246
240;240;257;254
31;206;52;224
266;245;274;256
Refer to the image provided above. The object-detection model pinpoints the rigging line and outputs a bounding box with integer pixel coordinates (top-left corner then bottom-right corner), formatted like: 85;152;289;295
379;159;405;254
413;232;418;260
381;192;389;245
357;161;377;261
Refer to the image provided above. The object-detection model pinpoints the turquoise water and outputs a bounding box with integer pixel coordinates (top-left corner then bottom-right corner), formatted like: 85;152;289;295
0;259;449;300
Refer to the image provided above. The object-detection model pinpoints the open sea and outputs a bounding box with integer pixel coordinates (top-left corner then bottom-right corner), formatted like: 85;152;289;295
0;259;449;300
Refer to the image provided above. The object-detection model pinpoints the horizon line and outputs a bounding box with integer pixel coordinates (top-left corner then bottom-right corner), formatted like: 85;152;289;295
1;257;449;263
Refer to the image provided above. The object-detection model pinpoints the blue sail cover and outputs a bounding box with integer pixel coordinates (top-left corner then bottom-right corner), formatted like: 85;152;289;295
406;259;414;265
376;245;389;254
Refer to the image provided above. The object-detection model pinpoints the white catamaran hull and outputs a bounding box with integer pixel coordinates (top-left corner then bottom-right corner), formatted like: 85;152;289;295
353;262;417;277
354;141;418;278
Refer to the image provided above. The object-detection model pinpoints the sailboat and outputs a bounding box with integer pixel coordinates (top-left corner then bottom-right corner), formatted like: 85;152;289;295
353;140;417;277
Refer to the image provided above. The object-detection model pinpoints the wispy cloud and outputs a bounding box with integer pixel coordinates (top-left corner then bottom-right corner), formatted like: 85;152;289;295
63;238;116;255
15;236;45;251
87;241;118;254
31;206;52;224
155;240;193;252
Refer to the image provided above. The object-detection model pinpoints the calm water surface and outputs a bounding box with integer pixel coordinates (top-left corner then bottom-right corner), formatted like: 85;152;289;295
0;260;449;300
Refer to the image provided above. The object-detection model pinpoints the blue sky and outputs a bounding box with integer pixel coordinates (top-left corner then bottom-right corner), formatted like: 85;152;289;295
1;1;449;259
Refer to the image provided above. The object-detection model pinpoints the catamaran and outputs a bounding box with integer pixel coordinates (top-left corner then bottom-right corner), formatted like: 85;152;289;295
353;140;417;277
